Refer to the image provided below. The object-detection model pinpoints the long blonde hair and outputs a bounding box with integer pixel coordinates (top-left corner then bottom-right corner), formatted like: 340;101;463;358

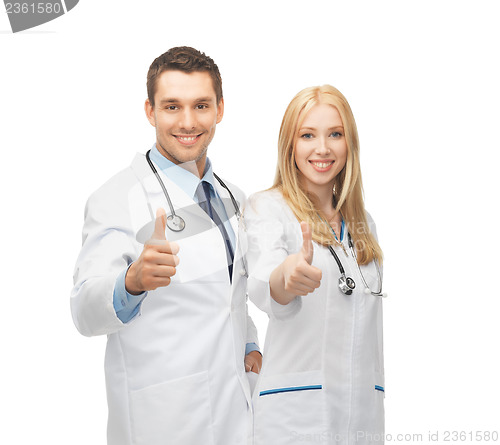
273;85;382;265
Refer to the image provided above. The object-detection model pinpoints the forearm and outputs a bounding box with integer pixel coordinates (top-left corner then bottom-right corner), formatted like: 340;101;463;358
269;261;298;306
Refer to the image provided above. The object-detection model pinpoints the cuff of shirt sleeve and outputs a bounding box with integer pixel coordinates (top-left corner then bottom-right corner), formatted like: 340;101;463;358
245;342;261;356
113;264;148;323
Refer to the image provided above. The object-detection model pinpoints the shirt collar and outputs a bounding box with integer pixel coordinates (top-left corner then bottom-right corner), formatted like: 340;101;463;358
149;144;217;200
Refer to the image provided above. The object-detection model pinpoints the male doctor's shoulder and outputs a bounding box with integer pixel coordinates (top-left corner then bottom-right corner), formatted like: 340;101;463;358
214;176;246;206
82;155;151;243
86;159;139;208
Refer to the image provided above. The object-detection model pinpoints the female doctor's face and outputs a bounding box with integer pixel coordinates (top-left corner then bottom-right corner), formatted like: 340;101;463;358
294;103;348;197
145;70;224;174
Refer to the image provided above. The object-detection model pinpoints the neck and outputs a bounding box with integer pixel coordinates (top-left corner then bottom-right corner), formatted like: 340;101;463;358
309;187;335;214
307;186;341;224
195;156;207;179
156;143;207;179
181;159;204;179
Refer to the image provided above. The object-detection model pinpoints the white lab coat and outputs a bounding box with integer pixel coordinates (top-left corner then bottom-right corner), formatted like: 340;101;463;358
244;189;384;445
71;153;258;445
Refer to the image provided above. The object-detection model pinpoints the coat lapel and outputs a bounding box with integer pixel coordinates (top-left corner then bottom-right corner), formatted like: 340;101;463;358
214;179;248;288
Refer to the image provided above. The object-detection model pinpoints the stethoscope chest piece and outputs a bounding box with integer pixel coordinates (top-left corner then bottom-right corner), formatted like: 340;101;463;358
327;232;385;298
145;149;241;238
167;214;185;232
338;275;355;295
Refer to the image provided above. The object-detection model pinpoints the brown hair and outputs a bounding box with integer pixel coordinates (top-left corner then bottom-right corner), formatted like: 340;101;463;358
147;46;223;107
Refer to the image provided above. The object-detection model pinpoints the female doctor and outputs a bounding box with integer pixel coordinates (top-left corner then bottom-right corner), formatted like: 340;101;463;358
244;85;385;444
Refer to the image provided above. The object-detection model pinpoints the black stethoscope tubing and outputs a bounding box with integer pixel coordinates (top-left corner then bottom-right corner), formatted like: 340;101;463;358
327;245;346;275
213;172;241;218
145;149;240;231
327;231;384;297
146;151;176;214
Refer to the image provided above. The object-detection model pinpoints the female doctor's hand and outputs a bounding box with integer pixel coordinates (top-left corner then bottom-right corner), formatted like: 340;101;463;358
125;208;180;295
269;222;322;305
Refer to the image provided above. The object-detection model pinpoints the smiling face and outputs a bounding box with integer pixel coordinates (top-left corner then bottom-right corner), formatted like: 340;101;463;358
145;70;224;175
294;103;348;198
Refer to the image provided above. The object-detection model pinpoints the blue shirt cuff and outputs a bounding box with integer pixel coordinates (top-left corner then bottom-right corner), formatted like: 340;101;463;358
245;342;261;356
113;264;148;323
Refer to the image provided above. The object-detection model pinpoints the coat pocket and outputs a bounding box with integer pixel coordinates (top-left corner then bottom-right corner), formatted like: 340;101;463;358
254;370;326;445
129;371;215;445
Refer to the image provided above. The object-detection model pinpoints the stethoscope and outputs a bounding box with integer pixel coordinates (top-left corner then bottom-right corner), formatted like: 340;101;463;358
327;233;386;298
145;149;241;232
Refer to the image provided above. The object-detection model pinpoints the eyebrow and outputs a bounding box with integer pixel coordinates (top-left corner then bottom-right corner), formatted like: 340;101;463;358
158;97;215;105
299;126;344;131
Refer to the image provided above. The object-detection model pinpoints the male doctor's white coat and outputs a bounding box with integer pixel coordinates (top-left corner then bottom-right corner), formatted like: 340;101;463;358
244;190;385;445
71;153;258;445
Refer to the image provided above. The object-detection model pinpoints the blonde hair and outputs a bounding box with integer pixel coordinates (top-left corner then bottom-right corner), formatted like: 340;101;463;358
272;85;383;265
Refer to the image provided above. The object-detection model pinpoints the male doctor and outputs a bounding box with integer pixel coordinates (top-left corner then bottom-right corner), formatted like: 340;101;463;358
71;47;261;445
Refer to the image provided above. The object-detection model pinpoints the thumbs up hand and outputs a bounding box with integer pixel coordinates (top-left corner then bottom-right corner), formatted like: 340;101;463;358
125;208;180;295
300;221;314;265
269;222;322;305
151;207;168;242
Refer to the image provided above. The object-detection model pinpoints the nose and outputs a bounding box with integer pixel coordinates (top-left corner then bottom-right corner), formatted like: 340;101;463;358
314;136;331;155
179;108;196;131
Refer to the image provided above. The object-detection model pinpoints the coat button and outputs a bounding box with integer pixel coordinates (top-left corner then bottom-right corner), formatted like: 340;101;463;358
239;269;246;276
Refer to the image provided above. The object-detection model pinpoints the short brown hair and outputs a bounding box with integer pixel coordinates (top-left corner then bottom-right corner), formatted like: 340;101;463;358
147;46;223;107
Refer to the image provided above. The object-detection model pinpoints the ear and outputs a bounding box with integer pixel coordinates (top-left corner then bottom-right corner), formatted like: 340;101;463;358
145;99;156;127
216;97;224;124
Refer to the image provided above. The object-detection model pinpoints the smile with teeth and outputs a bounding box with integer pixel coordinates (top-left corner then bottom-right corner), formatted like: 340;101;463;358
174;134;202;145
176;135;199;141
309;160;334;171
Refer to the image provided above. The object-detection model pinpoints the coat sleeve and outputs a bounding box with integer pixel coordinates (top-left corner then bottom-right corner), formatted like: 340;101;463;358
70;170;143;337
243;191;302;320
245;304;259;348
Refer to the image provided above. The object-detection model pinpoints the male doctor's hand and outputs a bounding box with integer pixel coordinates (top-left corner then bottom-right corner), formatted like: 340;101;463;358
126;208;180;295
269;222;322;305
245;351;262;374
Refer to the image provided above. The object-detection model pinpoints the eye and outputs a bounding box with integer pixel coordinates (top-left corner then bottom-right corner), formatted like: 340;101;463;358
196;104;209;110
330;131;343;138
165;105;178;111
300;133;314;139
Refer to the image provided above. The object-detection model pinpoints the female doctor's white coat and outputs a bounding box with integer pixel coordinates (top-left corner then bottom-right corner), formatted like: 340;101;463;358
71;153;258;445
244;190;384;445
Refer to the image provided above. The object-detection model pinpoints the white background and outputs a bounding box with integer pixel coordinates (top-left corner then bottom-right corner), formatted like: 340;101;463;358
1;1;499;443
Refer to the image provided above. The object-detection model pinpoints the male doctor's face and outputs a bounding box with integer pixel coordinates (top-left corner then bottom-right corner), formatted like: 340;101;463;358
145;70;224;175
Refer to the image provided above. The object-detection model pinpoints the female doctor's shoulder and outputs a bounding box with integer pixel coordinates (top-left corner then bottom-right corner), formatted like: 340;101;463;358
243;189;303;253
244;189;288;218
364;210;379;241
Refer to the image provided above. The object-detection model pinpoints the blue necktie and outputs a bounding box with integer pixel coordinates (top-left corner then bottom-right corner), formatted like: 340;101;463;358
196;181;234;281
